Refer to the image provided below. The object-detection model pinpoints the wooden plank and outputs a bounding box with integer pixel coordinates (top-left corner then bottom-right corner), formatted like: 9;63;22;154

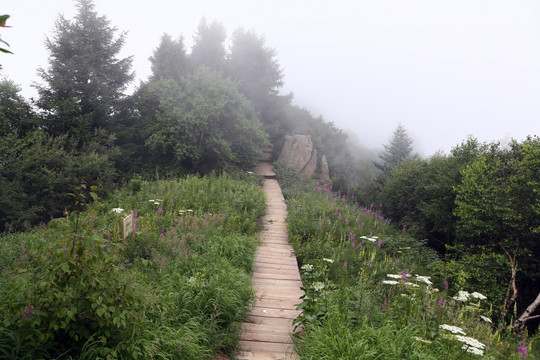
250;306;301;319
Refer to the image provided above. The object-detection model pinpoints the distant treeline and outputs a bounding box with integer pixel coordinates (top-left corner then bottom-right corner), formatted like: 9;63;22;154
0;0;350;231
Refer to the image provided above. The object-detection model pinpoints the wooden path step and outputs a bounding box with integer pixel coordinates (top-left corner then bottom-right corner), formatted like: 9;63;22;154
235;160;302;360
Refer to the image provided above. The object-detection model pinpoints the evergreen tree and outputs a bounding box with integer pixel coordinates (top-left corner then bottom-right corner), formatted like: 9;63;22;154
190;18;226;71
375;123;413;175
36;0;133;144
149;33;189;84
0;79;37;137
227;28;284;109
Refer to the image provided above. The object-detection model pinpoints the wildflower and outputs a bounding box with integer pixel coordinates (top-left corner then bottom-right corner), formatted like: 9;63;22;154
366;262;371;268
518;346;528;359
367;237;377;242
148;199;155;202
453;290;470;302
179;210;185;215
62;245;67;251
470;292;487;300
404;282;420;287
343;262;348;270
111;207;124;214
187;209;193;213
439;324;466;335
479;315;492;323
381;300;388;310
377;239;382;247
412;336;432;344
387;274;402;279
443;280;449;288
455;335;485;350
154;201;160;205
322;258;334;263
382;280;399;285
301;264;314;271
160;232;165;237
21;305;34;321
351;242;356;248
246;171;254;174
438;300;446;306
415;275;433;285
401;270;408;280
157;206;163;214
461;345;484;356
312;282;325;291
318;221;322;227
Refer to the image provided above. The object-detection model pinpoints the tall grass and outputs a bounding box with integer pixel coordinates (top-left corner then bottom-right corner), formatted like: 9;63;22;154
0;172;265;359
275;166;539;359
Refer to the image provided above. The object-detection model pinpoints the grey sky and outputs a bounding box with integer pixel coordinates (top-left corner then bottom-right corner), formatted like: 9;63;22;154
2;0;539;155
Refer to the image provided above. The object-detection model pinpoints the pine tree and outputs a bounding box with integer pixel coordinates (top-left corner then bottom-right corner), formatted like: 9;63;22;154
36;0;133;144
190;18;226;71
375;123;413;175
149;33;189;84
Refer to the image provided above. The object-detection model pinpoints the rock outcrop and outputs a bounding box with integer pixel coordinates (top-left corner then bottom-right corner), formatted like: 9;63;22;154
320;155;330;180
278;135;318;177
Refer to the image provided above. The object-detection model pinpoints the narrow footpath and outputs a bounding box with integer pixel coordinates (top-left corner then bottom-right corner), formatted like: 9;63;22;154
237;150;303;360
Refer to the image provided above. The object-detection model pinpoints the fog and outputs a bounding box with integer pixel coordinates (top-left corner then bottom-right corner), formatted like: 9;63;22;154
2;0;539;155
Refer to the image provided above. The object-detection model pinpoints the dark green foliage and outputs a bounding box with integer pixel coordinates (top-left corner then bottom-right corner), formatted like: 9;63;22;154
375;123;414;176
0;80;38;138
144;67;269;171
149;33;189;84
0;130;117;231
190;18;226;71
36;0;133;144
227;28;284;110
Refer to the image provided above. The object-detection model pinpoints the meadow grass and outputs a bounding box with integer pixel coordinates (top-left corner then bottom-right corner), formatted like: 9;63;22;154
276;167;539;360
0;172;265;359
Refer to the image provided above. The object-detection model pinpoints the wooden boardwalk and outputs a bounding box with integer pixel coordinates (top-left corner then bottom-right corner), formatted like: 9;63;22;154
236;152;303;360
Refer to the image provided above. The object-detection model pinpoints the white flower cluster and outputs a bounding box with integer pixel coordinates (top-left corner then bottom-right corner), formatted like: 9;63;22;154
382;280;400;285
360;235;378;242
439;325;486;356
386;274;402;279
453;290;487;302
462;345;484;356
479;315;492;323
322;258;334;263
415;275;433;285
111;207;124;214
301;264;314;272
148;199;161;205
312;282;325;291
456;335;485;356
178;209;194;215
471;292;487;300
453;290;470;302
439;324;466;335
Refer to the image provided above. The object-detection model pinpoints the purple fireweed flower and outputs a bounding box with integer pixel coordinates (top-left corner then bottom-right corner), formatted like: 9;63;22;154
157;206;163;214
401;270;408;280
133;211;138;217
338;213;342;220
297;206;301;211
443;280;449;289
438;300;446;306
345;217;349;224
160;232;165;237
518;346;528;359
62;245;67;251
343;262;348;270
318;222;322;227
377;239;382;248
352;242;356;248
381;300;388;310
366;262;371;268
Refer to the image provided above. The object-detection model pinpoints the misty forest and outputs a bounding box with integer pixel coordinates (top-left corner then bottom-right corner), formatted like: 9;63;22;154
0;1;539;359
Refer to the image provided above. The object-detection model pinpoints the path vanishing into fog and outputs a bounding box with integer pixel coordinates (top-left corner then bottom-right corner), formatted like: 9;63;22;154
237;149;303;360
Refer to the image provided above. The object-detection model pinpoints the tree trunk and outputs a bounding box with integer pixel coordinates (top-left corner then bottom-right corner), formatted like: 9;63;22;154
514;291;540;330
